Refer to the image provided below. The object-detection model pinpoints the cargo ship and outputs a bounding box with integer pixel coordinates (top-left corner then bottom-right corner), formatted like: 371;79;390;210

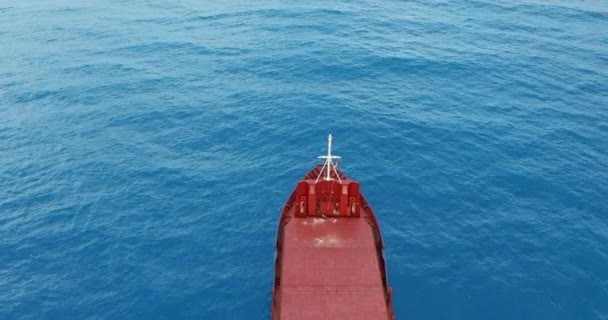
272;134;395;320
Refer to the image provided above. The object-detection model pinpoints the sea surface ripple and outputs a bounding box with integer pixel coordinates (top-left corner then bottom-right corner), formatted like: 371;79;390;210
1;1;607;319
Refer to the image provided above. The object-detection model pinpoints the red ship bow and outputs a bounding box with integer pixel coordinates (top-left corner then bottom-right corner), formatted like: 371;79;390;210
272;135;395;320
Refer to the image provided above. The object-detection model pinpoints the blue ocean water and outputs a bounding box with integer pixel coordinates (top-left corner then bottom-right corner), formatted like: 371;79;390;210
1;0;607;319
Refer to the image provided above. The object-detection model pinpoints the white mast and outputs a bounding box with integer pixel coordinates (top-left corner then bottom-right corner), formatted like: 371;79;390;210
316;134;342;182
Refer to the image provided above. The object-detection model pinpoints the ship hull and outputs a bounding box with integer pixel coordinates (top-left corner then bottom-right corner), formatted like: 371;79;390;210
272;165;395;320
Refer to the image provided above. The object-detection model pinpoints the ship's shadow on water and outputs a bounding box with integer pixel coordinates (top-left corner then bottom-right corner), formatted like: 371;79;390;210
0;0;607;319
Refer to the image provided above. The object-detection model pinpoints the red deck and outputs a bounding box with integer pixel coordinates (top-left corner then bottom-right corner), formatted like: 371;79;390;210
272;164;394;320
279;218;389;320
